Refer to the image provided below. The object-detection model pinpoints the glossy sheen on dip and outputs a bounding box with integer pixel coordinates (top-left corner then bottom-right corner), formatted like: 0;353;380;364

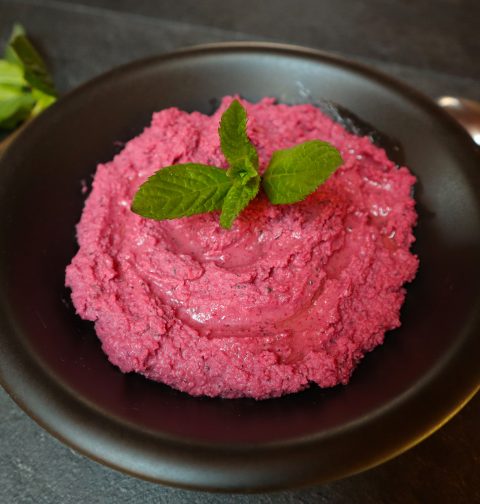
66;97;418;399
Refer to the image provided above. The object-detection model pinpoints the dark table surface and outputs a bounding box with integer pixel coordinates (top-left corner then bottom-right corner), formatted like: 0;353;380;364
1;1;479;502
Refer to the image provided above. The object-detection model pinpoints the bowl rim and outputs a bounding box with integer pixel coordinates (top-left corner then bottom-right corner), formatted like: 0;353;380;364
0;41;479;492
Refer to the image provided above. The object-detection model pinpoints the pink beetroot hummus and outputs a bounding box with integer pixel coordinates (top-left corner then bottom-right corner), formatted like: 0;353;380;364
66;97;418;399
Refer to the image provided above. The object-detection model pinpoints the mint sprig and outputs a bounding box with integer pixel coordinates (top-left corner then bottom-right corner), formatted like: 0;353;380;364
0;24;57;130
132;99;343;229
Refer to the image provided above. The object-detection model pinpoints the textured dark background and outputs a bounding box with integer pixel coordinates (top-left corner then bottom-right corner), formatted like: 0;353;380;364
1;0;479;502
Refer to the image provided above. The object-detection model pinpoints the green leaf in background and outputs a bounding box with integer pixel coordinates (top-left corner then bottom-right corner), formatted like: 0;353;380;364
219;175;260;229
0;59;27;87
262;140;343;204
9;32;57;96
4;23;25;64
0;84;35;129
132;164;233;220
30;87;56;116
219;99;258;169
0;23;57;131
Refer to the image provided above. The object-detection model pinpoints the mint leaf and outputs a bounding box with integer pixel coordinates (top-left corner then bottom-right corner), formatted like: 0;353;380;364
218;99;260;227
0;59;27;87
219;99;258;169
262;140;343;204
220;175;260;229
0;84;35;129
132;164;232;220
9;32;56;97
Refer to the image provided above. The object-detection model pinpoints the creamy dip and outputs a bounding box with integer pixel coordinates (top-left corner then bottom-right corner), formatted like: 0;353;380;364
66;97;418;399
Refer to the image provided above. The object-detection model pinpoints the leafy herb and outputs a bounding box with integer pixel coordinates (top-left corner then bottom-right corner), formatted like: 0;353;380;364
219;98;261;227
4;24;25;65
0;85;35;129
132;164;232;220
9;30;56;97
220;98;258;172
262;140;343;204
220;177;260;229
132;99;263;229
30;88;57;117
0;23;57;130
0;60;26;86
132;99;343;229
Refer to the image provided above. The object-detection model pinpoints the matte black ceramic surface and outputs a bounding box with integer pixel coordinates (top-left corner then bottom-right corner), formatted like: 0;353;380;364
0;43;479;492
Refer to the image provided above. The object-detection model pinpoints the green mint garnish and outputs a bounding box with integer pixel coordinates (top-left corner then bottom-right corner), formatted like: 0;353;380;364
132;164;232;220
0;24;57;130
262;140;343;204
220;177;260;229
219;99;261;227
132;99;343;229
220;98;258;172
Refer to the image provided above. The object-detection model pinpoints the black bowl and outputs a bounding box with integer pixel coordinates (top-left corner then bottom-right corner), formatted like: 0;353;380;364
0;42;479;492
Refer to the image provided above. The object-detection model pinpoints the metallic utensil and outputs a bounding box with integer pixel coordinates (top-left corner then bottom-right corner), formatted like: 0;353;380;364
437;96;480;146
